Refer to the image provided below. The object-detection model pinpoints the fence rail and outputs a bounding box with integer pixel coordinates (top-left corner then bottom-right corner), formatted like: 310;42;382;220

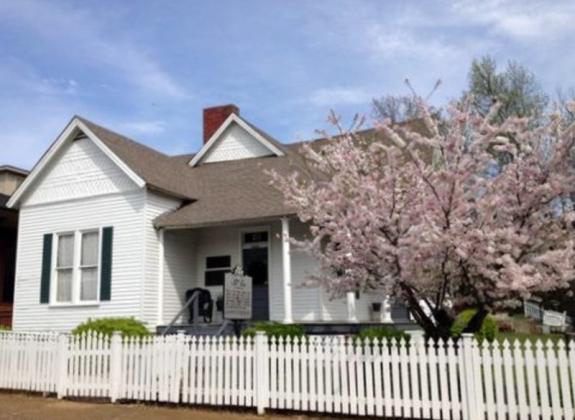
524;300;572;329
0;331;574;419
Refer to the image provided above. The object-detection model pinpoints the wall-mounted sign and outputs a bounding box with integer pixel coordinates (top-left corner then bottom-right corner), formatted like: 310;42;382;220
224;272;252;320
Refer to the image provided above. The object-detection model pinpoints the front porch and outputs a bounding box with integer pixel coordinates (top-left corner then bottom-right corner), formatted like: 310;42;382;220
155;217;412;334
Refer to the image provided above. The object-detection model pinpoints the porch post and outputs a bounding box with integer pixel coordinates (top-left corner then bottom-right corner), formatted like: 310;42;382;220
382;295;393;323
281;217;293;324
347;292;358;323
157;228;165;326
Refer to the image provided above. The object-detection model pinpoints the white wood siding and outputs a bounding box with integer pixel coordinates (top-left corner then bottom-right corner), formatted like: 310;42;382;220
202;122;274;164
162;230;196;324
13;190;147;332
142;192;182;326
22;138;136;206
12;135;152;332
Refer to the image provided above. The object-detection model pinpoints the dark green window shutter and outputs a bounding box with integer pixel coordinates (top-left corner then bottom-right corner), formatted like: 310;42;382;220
100;227;113;301
40;234;53;304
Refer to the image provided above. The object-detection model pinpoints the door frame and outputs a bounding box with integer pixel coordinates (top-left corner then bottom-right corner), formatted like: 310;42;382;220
238;225;271;320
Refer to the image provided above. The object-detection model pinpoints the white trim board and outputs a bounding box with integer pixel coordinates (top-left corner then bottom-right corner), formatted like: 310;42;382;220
189;113;284;167
7;117;146;208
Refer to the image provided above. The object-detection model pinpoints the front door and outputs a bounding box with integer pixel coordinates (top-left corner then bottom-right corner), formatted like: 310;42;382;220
242;231;269;321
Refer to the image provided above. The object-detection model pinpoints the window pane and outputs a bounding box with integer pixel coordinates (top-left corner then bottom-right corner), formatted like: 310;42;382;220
205;270;230;286
81;231;99;266
243;232;268;244
80;267;98;301
206;255;231;269
56;269;73;302
57;234;74;268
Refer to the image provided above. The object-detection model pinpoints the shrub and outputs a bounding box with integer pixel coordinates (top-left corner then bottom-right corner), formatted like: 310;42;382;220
356;326;409;343
0;325;10;332
450;309;499;342
242;322;306;339
72;317;150;338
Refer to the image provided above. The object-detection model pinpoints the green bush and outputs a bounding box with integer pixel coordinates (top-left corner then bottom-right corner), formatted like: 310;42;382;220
0;325;10;332
450;309;498;342
356;326;409;343
242;322;306;339
72;317;150;338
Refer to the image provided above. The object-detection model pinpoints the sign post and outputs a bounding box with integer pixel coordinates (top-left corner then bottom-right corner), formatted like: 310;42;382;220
224;271;253;335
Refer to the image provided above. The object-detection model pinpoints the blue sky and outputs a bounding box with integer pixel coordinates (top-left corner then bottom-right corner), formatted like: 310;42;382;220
1;0;574;169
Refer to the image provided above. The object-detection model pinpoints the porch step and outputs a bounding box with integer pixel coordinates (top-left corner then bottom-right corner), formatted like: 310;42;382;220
156;323;235;336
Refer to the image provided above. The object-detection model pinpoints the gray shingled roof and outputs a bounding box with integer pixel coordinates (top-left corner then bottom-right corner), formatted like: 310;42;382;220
78;116;302;228
154;155;302;228
79;117;196;200
77;116;428;229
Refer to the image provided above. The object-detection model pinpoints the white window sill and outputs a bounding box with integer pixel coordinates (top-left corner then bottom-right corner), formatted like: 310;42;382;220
48;302;100;308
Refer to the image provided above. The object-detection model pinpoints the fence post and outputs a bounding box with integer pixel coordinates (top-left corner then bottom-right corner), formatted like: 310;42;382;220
109;332;122;403
56;333;68;399
254;331;268;415
461;333;480;420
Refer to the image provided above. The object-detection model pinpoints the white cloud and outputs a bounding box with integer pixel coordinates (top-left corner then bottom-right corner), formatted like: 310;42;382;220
0;0;186;99
366;25;462;61
451;0;575;41
308;87;374;107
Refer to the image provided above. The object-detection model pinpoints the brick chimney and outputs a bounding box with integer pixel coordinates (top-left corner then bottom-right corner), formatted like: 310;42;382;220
203;104;239;144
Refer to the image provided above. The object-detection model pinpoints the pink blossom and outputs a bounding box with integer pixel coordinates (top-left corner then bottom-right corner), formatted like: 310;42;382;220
270;102;575;337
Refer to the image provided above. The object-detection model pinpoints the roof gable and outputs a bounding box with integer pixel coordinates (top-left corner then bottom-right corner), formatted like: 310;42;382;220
189;114;284;166
21;134;139;206
7;117;146;208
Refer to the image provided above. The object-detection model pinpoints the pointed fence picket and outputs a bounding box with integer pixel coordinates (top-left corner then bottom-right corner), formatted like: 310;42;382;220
0;331;575;418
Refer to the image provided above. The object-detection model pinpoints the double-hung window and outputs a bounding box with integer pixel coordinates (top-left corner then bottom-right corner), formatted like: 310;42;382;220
55;233;75;303
204;256;231;286
54;230;100;304
80;231;99;301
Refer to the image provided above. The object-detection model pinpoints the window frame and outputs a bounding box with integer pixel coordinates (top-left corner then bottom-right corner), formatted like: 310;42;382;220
50;228;102;307
204;255;232;287
53;231;75;304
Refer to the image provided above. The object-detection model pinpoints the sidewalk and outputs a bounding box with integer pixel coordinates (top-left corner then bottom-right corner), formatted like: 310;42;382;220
0;393;316;420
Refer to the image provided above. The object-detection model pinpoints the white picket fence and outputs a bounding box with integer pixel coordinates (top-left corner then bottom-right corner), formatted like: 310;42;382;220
524;300;572;330
1;331;575;419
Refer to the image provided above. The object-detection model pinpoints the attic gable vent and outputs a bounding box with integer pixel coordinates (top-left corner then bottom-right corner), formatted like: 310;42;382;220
73;131;88;142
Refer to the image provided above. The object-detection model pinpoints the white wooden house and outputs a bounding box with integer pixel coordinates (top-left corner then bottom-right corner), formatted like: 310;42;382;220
7;105;409;333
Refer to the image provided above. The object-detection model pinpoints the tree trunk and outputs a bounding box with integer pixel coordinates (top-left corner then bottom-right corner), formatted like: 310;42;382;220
462;307;488;334
431;308;455;340
400;284;454;340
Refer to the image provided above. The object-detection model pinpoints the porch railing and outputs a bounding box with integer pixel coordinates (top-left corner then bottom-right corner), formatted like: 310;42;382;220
161;291;200;336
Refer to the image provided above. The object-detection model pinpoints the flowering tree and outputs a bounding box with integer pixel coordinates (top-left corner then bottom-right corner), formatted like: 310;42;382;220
270;101;575;338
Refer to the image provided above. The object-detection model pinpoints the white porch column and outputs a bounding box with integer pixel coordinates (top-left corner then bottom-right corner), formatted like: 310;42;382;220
347;292;358;323
281;217;293;324
382;295;393;323
157;228;165;326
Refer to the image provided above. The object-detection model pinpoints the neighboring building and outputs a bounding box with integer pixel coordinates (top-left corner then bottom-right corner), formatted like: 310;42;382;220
0;165;28;327
7;105;410;333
